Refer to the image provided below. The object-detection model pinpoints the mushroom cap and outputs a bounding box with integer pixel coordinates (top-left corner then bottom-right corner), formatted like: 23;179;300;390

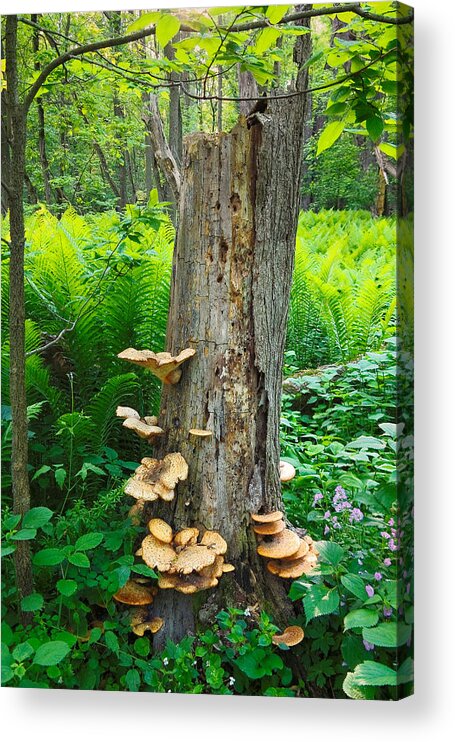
173;527;199;548
113;579;156;605
130;607;148;627
128;499;145;526
169;544;217;575
257;529;301;559
222;563;235;573
199;554;225;580
116;406;140;420
122;418;164;439
143;415;158;426
200;530;228;555
125;453;188;502
279;461;296;482
158;572;218;594
266;555;317;579
253;519;285;536
148;518;173;544
132;617;164;636
118;347;196;384
251;510;283;524
272;625;304;647
286;539;310;560
189;429;213;437
141;534;177;572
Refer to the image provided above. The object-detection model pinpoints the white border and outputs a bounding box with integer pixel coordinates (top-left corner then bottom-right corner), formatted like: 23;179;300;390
1;0;454;739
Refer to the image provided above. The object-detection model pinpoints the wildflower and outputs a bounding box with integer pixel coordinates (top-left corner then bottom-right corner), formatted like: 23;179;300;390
244;608;251;617
349;508;364;523
332;516;342;530
313;492;323;506
388;518;395;526
363;640;375;652
365;584;375;598
381;531;391;539
388;539;398;551
383;606;393;618
229;677;235;686
324;510;331;520
383;557;392;567
163;657;169;667
334;500;351;512
335;485;347;499
324;525;330;535
374;572;382;581
358;559;363;566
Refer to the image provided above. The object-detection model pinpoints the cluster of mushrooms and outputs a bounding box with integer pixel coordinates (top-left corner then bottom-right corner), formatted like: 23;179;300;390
135;518;235;595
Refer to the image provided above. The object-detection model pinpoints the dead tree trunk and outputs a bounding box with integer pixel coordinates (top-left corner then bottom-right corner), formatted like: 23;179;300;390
150;64;309;643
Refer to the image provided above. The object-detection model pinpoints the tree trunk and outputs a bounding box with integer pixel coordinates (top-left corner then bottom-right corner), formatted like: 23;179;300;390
149;56;310;642
32;17;53;205
5;15;34;621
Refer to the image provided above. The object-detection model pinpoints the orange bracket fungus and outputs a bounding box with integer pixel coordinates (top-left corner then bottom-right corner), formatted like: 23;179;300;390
272;625;304;647
251;511;319;580
139;519;234;595
116;406;164;441
279;461;296;482
125;452;189;502
117;347;196;384
113;579;157;606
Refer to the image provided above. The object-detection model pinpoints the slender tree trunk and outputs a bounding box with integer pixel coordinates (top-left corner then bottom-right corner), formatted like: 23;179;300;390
5;15;34;621
1;88;11;215
111;11;128;208
237;68;259;115
149;27;310;645
32;17;53;204
165;40;183;168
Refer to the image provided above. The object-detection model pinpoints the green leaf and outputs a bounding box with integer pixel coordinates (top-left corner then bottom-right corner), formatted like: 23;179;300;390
11;528;37;541
316;121;345;155
316;540;345;567
74;532;104;551
366;115;384;142
33;640;71;667
1;644;14;684
13;641;34;662
362;622;412;648
124;668;141;692
156;14;181;48
104;631;120;656
254;27;281;55
3;514;21;530
346;436;385;450
32;465;51;481
398;657;414;685
68;552;90;568
56;579;78;597
54;468;67;489
353;660;397;686
131;563;157;578
303;585;340;621
341;573;367;601
134;637;150;657
22;507;53;529
379;142;405;161
33;548;66;567
20;593;44;612
343;672;376;699
344;609;379;630
1;545;16;557
126;11;160;34
266;5;291;24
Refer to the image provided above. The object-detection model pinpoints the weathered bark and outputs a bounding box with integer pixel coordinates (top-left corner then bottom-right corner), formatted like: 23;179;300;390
149;41;310;644
164;40;183;167
5;15;34;621
145;94;181;203
110;11;128;208
237;68;259;115
32;17;53;204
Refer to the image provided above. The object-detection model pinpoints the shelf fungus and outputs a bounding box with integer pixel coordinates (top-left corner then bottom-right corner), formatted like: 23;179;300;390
117;347;196;384
189;429;213;438
251;511;319;580
272;625;304;647
125;452;189;502
130;607;164;637
279;461;296;483
139;520;234;595
113;579;158;606
116;406;163;441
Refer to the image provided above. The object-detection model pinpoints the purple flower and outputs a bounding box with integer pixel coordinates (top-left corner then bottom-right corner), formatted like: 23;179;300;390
334;500;351;512
383;606;393;618
363;640;375;652
388;539;398;552
374;572;383;581
388;518;395;526
335;485;347;499
349;508;364;523
383;557;392;567
365;584;375;598
313;492;323;506
331;516;342;530
324;525;330;535
381;531;391;539
324;511;331;520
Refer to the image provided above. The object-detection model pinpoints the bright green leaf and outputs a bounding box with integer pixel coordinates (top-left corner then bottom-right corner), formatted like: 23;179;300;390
11;528;37;541
366;115;384;142
68;552;90;568
316;121;345;155
343;672;376;699
341;574;367;601
126;11;160;34
254;27;281;55
74;532;104;551
303;585;340;621
33;548;66;567
156;14;181;48
22;507;53;529
362;622;412;648
266;5;292;24
20;593;44;612
344;609;379;630
54;468;67;489
316;540;345;567
353;660;397;686
56;579;78;597
13;641;34;662
33;641;71;667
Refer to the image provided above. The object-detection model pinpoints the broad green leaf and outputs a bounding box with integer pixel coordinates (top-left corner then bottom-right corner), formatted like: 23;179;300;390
156;14;181;48
33;548;66;567
342;672;376;699
13;641;34;662
11;528;37;541
362;622;412;648
32;465;51;481
56;579;78;597
303;585;339;621
74;532;104;551
68;552;90;568
1;644;14;684
254;27;281;55
134;637;151;657
341;574;367;601
346;435;385;450
131;564;157;578
266;5;292;24
379;142;405;161
124;668;141;692
366;115;384;142
3;514;21;530
316;121;345;155
398;657;414;684
54;468;67;489
126;11;160;34
33;640;71;667
22;507;53;529
316;540;345;567
353;660;397;686
1;545;16;557
20;593;44;612
104;631;120;655
344;609;379;630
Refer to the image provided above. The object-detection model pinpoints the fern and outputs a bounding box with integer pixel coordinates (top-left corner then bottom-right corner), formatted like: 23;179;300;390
84;372;140;453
